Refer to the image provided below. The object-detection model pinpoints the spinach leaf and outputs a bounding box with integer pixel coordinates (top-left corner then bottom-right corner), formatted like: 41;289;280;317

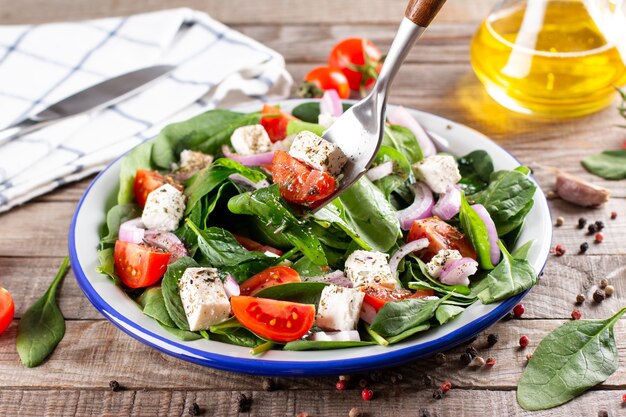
338;177;401;253
582;149;626;180
96;248;121;286
313;200;371;250
386;323;430;344
473;241;537;304
471;170;536;236
254;282;328;305
210;328;263;347
16;257;69;368
138;286;177;328
382;124;423;164
292;257;328;277
286;120;326;137
435;304;465;325
290;102;352;123
161;257;199;331
369;296;443;337
100;204;141;246
159;324;203;341
117;142;154;204
284;340;375;351
410;259;473;296
228;185;327;266
457;150;494;194
209;316;243;334
511;239;534;260
372;145;412;198
459;193;494;270
517;307;626;410
151;109;259;169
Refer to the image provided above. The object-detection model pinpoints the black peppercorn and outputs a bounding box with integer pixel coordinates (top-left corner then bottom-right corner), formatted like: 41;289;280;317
262;378;275;392
579;242;589;254
419;409;432;417
597;410;608;417
358;378;369;388
109;380;121;392
576;294;585;304
432;388;444;400
460;352;472;366
593;289;606;303
577;217;587;229
189;402;201;416
466;346;478;358
595;220;604;231
588;224;597;234
422;374;433;387
236;393;251;413
435;352;446;365
487;333;499;346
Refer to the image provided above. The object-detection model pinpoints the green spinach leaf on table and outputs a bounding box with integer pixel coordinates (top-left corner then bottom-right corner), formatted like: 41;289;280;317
459;193;495;270
382;124;423;164
457;150;494;194
161;257;199;331
369;296;443;338
582;149;626;180
517;307;626;410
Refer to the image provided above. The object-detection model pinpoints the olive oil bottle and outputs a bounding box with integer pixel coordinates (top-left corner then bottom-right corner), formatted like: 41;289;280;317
471;0;626;118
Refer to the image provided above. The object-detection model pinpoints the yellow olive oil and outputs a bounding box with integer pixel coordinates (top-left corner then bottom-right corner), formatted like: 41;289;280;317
471;0;626;118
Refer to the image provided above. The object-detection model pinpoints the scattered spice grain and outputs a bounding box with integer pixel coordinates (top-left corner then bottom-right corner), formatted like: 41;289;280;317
571;309;582;320
262;377;275;392
108;380;121;392
579;242;589;254
611;211;617;220
459;352;472;366
578;217;587;229
361;388;374;401
188;402;201;416
519;335;530;348
513;303;525;317
349;407;363;417
555;216;564;226
593;289;606;303
605;285;615;297
432;388;444;400
599;279;609;289
486;357;496;367
435;352;446;365
576;293;586;304
487;333;499;346
595;232;604;243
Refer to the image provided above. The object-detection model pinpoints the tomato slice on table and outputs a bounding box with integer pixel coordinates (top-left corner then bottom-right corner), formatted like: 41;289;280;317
230;296;315;342
328;38;382;91
233;235;283;257
271;150;336;204
260;104;298;142
362;285;434;312
114;240;170;288
0;287;15;335
133;169;182;207
303;66;350;99
407;216;477;262
239;266;300;296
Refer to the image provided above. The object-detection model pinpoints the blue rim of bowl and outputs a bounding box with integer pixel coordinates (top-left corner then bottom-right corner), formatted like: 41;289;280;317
68;102;551;377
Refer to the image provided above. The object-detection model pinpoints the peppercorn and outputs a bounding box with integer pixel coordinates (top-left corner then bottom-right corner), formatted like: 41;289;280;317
432;388;444;400
419;409;432;417
339;375;350;382
578;217;587;229
595;220;604;231
555;244;566;256
440;380;452;392
611;211;617;220
622;393;626;403
336;380;347;391
576;293;586;304
369;371;382;382
349;407;363;417
466;345;478;358
358;378;368;388
501;311;515;321
189;402;201;416
262;378;275;392
487;333;499;346
459;352;472;366
597;411;608;417
486;357;496;367
236;393;251;413
422;375;433;387
435;352;446;365
555;216;564;226
109;380;121;392
470;356;486;367
593;289;606;303
599;279;609;289
595;232;604;243
513;303;525;317
519;335;530;348
526;352;533;361
571;309;582;320
605;285;615;297
588;224;598;234
579;242;589;254
296;413;309;417
390;374;399;385
361;388;374;401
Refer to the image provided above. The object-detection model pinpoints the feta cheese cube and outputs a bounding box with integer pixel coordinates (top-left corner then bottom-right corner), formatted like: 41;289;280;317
178;267;231;331
172;150;214;181
141;183;186;231
344;250;397;289
316;285;365;331
288;131;348;176
425;249;462;278
230;124;272;155
412;155;461;194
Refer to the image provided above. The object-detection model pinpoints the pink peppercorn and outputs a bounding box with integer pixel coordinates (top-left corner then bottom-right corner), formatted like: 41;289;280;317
335;380;346;391
486;357;496;367
571;309;582;320
519;335;530;348
440;380;452;392
513;304;525;317
555;244;566;256
595;232;604;243
611;211;617;220
361;388;374;401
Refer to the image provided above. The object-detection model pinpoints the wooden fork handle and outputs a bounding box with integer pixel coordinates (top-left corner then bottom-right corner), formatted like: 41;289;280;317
405;0;447;27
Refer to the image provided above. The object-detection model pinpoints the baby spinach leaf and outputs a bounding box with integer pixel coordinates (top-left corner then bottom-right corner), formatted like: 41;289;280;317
210;328;263;348
96;248;121;286
209;316;243;334
382;124;423;164
16;257;70;368
457;150;494;194
369;296;443;337
313;200;371;250
159;324;203;341
292;257;328;277
286;120;326;137
290;101;352;123
474;241;536;304
161;257;199;331
228;185;327;266
254;282;328;305
386;323;430;344
459;193;494;270
435;304;465;325
511;239;534;260
372;145;412;199
517;307;626;410
118;142;154;204
338;176;402;253
410;258;473;296
100;203;141;246
138;286;177;328
582;149;626;180
283;340;375;351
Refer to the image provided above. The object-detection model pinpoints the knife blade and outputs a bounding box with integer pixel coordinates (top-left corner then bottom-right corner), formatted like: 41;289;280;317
0;64;175;146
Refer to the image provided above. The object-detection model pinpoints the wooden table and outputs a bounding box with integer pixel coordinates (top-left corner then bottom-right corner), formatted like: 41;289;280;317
1;1;625;416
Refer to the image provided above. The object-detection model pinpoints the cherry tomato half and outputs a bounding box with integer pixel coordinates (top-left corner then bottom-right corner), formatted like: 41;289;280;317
407;216;477;262
271;150;336;205
239;266;300;296
304;66;350;99
233;235;283;257
230;296;315;342
114;240;170;288
133;169;182;208
362;285;435;312
260;104;298;143
328;38;382;91
0;287;15;335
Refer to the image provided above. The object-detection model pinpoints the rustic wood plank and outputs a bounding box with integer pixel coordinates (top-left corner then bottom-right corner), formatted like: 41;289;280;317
0;0;493;25
0;319;625;390
0;387;621;417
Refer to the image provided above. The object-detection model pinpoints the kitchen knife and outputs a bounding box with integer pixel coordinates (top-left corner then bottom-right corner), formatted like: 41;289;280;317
0;64;175;146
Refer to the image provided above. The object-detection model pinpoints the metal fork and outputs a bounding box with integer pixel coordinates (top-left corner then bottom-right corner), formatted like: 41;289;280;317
312;0;447;212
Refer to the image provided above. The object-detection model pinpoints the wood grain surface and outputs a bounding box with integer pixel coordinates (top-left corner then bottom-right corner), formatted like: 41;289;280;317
1;0;625;416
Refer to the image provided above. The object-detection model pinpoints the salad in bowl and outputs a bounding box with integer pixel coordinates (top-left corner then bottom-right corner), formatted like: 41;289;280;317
93;93;541;355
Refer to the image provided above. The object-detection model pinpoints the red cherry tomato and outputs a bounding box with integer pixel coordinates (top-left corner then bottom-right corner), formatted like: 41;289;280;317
239;266;300;296
230;296;315;342
233;234;283;257
304;66;351;99
260;104;298;143
271;150;336;205
114;240;170;288
0;287;15;335
407;216;477;262
362;284;435;312
133;169;182;208
328;38;382;91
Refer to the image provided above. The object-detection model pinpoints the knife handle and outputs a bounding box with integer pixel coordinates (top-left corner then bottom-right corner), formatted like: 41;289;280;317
0;119;40;147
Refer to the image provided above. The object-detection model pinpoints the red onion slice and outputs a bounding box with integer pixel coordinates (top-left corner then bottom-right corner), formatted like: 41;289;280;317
222;145;275;166
396;182;434;231
320;89;343;117
439;257;478;286
365;161;393;181
389;238;429;276
303;270;353;288
432;185;461;221
223;274;240;298
359;302;378;325
228;173;270;191
118;218;145;244
471;203;501;266
143;230;188;264
387;106;437;157
309;330;361;342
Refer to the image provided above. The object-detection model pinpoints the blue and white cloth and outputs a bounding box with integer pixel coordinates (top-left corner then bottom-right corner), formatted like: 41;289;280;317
0;8;292;213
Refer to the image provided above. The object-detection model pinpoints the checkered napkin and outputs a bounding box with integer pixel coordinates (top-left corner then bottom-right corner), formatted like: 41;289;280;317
0;8;292;213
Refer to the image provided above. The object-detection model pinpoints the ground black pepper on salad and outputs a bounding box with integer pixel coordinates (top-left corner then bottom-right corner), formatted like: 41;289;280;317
96;93;539;353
